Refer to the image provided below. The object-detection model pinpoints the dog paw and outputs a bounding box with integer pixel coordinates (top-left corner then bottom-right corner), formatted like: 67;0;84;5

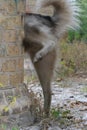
33;52;43;62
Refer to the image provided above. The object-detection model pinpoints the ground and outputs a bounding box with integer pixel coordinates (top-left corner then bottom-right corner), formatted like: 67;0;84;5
0;59;87;130
24;75;87;130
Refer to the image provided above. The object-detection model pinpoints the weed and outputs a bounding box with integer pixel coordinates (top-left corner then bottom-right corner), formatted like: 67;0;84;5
50;108;61;119
50;108;70;119
11;127;19;130
81;86;87;93
0;124;7;130
58;42;87;78
0;124;20;130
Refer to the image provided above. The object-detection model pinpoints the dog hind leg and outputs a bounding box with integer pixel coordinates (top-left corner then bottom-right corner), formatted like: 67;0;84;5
33;49;56;116
33;40;56;62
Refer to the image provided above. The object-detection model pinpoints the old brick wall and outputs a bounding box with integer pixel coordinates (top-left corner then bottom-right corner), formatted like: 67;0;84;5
0;0;25;87
29;0;53;14
0;0;31;116
0;0;54;116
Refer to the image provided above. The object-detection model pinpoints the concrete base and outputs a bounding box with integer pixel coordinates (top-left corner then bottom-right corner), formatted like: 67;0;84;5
0;84;31;116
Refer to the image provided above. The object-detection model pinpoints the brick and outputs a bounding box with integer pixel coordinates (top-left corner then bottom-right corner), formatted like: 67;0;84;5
0;16;21;29
17;30;24;55
7;0;17;15
0;0;29;116
0;74;9;85
0;59;3;71
17;58;24;70
0;0;25;16
0;30;2;42
0;1;8;16
6;44;20;56
3;30;17;43
0;44;6;57
0;93;4;103
0;16;5;26
0;0;16;16
21;46;24;55
17;29;24;42
3;16;21;30
17;0;25;13
0;15;6;27
1;59;16;72
10;72;24;86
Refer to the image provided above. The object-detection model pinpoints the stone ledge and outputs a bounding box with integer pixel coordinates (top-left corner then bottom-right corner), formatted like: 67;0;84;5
0;84;31;116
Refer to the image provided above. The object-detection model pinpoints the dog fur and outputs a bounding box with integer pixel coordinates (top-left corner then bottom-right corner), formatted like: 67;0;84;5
22;0;79;115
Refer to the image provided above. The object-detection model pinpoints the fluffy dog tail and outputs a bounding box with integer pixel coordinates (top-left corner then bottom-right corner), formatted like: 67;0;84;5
36;0;80;36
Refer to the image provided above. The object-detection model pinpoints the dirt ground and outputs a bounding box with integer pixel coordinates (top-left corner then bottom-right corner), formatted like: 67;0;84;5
24;75;87;130
0;59;87;130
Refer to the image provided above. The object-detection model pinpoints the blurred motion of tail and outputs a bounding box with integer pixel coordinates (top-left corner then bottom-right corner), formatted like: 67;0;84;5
36;0;80;36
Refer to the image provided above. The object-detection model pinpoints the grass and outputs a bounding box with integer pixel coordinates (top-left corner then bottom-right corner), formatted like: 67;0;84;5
0;124;19;130
49;107;74;128
81;86;87;93
57;41;87;78
50;108;71;119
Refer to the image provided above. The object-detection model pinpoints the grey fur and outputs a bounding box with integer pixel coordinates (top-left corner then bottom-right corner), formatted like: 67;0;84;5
22;0;79;62
22;0;80;115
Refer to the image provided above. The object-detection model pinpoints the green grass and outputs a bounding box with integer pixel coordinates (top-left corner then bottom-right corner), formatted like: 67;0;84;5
50;108;70;119
57;41;87;78
0;124;20;130
81;86;87;93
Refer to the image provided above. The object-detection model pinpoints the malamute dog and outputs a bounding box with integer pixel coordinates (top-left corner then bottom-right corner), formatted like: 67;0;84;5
22;0;79;116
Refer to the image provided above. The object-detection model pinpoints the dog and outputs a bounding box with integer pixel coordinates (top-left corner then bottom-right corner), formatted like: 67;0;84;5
22;0;80;116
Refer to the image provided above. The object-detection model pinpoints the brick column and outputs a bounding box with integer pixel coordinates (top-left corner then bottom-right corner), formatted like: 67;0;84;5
0;0;30;116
